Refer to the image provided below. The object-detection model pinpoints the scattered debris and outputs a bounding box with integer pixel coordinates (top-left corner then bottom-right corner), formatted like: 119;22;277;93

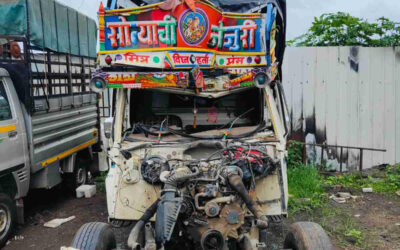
76;185;96;198
330;195;346;204
60;247;79;250
297;198;311;203
13;235;24;241
396;190;400;196
337;192;351;198
395;223;400;227
354;214;361;218
44;216;76;228
330;192;359;203
362;187;373;193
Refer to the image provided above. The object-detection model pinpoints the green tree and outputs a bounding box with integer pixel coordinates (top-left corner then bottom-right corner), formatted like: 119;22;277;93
288;12;400;47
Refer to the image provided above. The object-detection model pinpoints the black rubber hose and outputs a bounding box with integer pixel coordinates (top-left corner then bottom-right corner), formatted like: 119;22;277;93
228;174;269;229
228;174;263;219
163;167;200;189
138;125;173;136
140;199;160;222
127;199;160;249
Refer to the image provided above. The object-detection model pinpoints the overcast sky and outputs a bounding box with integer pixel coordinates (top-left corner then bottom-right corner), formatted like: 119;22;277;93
57;0;400;40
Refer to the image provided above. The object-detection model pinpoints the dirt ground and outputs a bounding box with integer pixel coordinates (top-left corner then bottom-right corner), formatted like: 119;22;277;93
337;193;400;249
3;188;108;250
287;192;400;250
2;187;400;250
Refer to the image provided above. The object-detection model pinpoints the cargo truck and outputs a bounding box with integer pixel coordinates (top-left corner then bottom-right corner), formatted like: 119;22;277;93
0;0;107;246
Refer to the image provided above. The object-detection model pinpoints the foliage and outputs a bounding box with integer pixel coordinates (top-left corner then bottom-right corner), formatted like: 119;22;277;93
95;171;108;182
287;164;367;247
288;165;324;197
95;171;108;192
288;164;326;213
288;12;400;47
325;164;400;194
345;229;364;246
287;140;303;168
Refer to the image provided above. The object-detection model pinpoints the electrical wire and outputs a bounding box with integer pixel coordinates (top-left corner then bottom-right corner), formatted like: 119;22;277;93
166;121;267;140
218;107;255;129
229;108;255;130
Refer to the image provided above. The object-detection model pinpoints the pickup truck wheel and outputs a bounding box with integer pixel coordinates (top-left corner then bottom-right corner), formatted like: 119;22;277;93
71;222;116;250
0;194;16;248
64;165;87;191
284;222;333;250
75;166;87;187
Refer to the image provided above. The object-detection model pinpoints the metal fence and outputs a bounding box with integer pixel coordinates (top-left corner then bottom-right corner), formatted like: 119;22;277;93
283;46;400;171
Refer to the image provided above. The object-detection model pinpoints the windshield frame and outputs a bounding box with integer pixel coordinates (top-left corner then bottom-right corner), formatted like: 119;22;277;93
113;86;284;144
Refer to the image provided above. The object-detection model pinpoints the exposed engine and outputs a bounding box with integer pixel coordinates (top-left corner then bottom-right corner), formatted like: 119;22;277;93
128;144;279;250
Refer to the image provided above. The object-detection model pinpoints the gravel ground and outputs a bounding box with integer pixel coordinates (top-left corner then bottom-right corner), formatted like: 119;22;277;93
1;187;287;250
5;185;398;250
3;187;108;250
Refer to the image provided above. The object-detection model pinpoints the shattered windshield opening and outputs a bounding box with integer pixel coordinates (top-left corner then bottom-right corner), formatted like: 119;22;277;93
126;88;270;139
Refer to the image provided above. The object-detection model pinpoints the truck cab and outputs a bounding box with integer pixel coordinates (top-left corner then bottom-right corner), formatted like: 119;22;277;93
0;67;30;210
71;0;332;250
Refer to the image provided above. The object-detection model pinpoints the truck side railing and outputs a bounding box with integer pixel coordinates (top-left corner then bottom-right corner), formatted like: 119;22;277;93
0;36;111;117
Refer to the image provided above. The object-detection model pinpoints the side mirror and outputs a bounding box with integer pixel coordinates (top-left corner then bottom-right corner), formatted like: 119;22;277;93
104;117;114;139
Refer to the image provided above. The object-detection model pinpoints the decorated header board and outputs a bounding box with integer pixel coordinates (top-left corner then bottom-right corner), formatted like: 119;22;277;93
95;0;283;92
98;0;272;69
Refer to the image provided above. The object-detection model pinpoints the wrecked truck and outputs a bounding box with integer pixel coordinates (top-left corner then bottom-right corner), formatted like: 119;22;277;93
71;0;333;249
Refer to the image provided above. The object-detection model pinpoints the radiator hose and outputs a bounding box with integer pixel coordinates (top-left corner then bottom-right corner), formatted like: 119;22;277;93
127;199;160;249
227;171;269;229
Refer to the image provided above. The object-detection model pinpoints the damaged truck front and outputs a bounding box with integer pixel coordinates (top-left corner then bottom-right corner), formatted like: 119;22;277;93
72;0;333;249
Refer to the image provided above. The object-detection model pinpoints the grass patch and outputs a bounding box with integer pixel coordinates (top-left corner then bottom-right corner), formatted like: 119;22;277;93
325;164;400;194
288;165;324;198
287;164;367;248
288;164;327;213
316;202;368;249
315;205;366;248
285;144;400;248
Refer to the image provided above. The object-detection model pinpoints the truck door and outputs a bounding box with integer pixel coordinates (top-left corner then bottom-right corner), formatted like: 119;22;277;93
0;78;26;174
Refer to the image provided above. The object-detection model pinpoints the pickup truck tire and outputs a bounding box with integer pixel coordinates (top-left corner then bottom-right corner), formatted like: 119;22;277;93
64;165;87;191
71;222;116;250
284;222;333;250
0;193;16;248
75;165;88;187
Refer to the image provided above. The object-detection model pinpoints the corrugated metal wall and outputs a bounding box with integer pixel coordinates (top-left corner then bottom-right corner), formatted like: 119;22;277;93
283;47;400;171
